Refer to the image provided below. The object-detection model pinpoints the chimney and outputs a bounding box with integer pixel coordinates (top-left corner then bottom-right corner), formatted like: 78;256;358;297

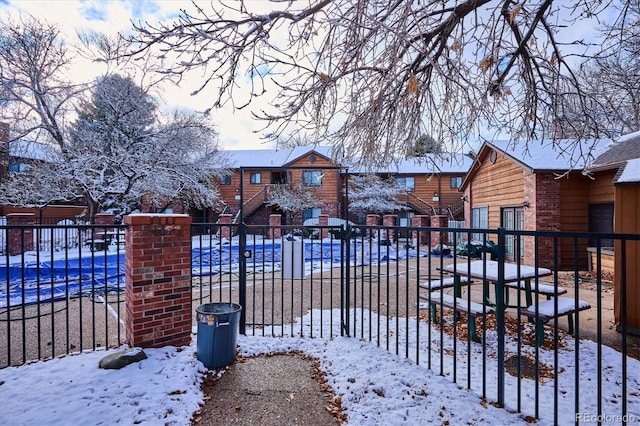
0;122;8;181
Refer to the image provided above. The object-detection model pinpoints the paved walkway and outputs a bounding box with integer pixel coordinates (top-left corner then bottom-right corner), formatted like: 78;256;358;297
193;353;341;425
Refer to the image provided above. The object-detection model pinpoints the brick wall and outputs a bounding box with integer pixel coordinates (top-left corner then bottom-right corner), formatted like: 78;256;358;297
124;214;192;348
524;173;561;267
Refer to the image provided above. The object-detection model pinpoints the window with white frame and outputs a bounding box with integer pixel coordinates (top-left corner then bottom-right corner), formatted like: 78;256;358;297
303;208;321;222
250;172;261;184
395;176;415;191
303;170;323;186
450;176;463;189
471;206;488;241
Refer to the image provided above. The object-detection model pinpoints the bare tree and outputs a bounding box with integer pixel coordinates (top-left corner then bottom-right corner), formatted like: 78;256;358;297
125;1;632;166
575;1;640;135
0;15;86;147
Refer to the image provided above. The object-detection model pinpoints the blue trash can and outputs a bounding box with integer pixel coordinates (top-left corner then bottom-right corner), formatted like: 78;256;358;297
196;303;242;369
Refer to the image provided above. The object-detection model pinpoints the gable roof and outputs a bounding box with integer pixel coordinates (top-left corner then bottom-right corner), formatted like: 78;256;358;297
224;146;340;168
460;138;614;191
487;138;614;173
347;153;474;174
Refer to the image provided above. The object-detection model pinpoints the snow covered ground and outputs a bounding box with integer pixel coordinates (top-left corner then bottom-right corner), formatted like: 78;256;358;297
1;309;638;425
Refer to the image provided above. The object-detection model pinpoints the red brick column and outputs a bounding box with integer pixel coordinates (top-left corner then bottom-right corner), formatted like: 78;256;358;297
318;214;329;239
94;213;115;237
366;214;378;237
124;214;192;348
430;215;448;246
412;215;428;246
269;214;282;239
524;173;560;268
7;213;35;255
382;214;397;242
218;214;233;240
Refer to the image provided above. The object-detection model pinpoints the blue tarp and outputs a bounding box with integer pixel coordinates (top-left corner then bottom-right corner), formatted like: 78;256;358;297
1;240;421;308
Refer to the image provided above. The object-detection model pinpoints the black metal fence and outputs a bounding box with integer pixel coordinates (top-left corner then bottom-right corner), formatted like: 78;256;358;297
193;223;640;424
0;223;126;367
2;220;638;424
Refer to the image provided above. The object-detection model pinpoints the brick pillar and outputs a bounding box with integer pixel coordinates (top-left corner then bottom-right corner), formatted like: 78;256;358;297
366;214;378;237
412;215;428;246
382;214;397;242
7;213;35;256
430;215;448;246
0;122;8;181
524;173;560;268
218;214;233;240
269;214;282;239
94;213;115;237
318;214;329;239
124;214;192;348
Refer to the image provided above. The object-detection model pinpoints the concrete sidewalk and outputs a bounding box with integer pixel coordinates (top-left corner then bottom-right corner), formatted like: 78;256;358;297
193;353;342;425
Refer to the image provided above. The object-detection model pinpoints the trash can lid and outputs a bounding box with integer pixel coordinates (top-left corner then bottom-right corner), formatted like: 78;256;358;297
196;302;242;315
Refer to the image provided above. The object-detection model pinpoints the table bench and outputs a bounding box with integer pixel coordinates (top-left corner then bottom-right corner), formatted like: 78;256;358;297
423;293;494;343
504;280;567;308
419;276;473;293
519;297;591;346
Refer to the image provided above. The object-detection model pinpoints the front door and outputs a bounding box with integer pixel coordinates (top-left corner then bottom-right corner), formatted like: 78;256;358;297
502;207;524;261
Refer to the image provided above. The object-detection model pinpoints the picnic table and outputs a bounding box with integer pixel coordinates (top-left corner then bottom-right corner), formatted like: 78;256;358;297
442;260;553;309
441;260;590;345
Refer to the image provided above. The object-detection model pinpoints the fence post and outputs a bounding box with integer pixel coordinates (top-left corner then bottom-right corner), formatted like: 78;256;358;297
7;213;35;255
124;214;192;348
382;214;397;242
366;214;378;237
496;227;506;407
318;214;329;239
430;214;448;246
219;214;233;239
238;223;247;335
269;214;282;239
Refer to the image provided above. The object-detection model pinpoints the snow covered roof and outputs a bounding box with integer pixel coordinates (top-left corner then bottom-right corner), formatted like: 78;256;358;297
616;158;640;184
8;140;61;162
487;138;614;172
224;146;340;168
591;131;640;169
348;153;474;174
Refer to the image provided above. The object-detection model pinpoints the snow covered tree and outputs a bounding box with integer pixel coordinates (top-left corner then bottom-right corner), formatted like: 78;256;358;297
0;74;229;221
348;175;407;215
125;1;634;166
265;183;320;223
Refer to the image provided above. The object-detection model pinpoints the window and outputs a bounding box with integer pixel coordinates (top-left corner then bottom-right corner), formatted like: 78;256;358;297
395;177;415;191
220;175;231;185
450;176;463;189
250;172;261;184
471;207;488;241
303;170;323;186
8;162;30;173
303;208;321;222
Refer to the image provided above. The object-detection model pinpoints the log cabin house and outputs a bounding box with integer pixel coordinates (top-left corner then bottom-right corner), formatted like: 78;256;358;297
460;133;639;272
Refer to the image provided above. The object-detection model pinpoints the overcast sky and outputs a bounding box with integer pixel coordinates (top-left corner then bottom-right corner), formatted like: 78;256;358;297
1;0;274;150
